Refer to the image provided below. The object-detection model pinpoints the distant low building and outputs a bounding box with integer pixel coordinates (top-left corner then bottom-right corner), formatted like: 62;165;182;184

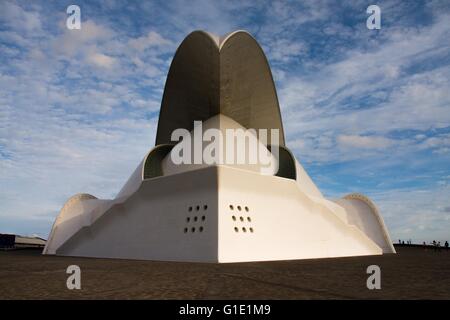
0;234;46;250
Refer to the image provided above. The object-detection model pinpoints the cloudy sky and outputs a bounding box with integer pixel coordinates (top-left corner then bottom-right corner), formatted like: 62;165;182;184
1;0;449;243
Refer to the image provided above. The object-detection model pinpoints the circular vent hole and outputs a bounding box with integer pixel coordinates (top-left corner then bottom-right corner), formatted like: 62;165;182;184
234;227;239;232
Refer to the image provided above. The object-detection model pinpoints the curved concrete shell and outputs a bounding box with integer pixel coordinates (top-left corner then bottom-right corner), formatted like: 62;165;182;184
156;30;285;146
334;193;395;253
161;114;279;176
44;30;395;262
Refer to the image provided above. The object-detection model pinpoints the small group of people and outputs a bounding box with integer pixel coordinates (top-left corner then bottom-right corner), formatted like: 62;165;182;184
421;240;449;251
398;239;449;251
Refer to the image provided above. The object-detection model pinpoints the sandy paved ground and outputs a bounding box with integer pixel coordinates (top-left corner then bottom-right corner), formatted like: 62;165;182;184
0;246;449;299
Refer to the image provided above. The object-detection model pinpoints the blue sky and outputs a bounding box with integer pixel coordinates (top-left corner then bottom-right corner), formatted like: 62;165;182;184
1;0;449;243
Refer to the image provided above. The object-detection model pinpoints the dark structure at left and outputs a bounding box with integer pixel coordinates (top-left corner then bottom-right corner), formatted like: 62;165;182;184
0;234;46;250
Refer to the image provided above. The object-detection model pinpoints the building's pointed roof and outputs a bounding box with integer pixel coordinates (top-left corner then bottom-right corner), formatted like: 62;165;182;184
155;30;285;146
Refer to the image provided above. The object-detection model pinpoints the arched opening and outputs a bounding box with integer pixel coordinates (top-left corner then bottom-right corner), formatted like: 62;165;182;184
268;145;296;180
142;144;174;179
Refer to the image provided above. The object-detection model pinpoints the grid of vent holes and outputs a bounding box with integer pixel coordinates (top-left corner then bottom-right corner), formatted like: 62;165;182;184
184;205;207;233
229;205;254;233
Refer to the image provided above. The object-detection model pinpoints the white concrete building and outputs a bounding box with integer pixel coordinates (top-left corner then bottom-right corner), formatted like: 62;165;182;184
44;30;395;262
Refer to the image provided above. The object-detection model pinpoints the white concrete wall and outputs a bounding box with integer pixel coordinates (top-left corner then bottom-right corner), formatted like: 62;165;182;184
49;165;391;262
335;196;396;253
57;167;219;262
217;166;381;262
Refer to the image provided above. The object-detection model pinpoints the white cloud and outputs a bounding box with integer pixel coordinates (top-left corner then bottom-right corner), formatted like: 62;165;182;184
87;52;116;68
337;135;394;149
419;134;450;155
128;31;173;52
277;12;450;166
372;185;450;243
266;38;307;62
0;1;42;33
55;20;113;57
